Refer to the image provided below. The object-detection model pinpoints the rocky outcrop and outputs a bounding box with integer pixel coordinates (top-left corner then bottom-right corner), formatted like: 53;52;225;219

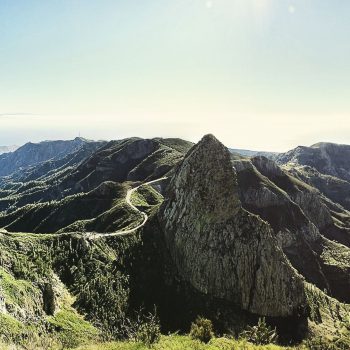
159;134;306;317
42;282;56;315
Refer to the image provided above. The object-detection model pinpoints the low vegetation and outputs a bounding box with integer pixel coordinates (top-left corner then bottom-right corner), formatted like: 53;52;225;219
240;318;278;345
190;317;214;343
120;308;161;347
0;335;311;350
74;335;305;350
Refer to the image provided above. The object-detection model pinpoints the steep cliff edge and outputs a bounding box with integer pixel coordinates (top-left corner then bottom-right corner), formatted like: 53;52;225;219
159;134;306;318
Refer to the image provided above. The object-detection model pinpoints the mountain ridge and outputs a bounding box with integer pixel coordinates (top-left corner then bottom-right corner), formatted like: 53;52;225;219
0;135;348;348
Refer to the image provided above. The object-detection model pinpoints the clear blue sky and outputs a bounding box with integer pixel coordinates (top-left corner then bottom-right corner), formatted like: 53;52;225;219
0;0;349;150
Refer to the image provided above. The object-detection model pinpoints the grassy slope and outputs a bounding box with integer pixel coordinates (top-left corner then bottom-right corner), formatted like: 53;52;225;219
130;184;164;214
0;180;154;235
0;180;164;347
0;181;163;348
0;335;307;350
0;232;100;348
76;335;302;350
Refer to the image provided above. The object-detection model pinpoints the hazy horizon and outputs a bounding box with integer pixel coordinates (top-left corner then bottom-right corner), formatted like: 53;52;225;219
2;132;349;154
1;1;350;151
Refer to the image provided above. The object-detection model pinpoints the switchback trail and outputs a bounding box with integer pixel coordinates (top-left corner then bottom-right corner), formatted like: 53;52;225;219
0;177;167;240
86;176;167;240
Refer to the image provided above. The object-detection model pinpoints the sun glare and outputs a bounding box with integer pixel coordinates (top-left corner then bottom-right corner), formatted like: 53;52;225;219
206;1;213;9
288;4;296;14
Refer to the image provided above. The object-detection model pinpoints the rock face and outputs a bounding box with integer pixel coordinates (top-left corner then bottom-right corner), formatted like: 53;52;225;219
233;157;320;248
232;155;350;303
159;134;306;317
42;282;56;315
250;156;333;232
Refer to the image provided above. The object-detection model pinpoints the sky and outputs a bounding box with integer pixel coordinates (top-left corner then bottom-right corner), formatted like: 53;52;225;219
0;0;349;151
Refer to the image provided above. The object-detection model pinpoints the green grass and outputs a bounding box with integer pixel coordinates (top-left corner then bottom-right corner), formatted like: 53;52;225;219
130;184;163;213
75;335;303;350
0;267;43;317
0;181;130;234
0;233;102;348
0;313;26;343
48;309;99;348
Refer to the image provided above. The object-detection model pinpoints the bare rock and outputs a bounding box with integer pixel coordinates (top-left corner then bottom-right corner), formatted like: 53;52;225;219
159;134;306;317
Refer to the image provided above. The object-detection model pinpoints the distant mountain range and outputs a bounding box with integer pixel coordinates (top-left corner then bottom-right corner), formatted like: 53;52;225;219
0;135;349;348
0;137;101;177
229;148;279;158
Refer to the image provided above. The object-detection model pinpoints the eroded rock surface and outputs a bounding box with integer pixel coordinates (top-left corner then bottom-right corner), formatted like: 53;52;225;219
159;134;306;317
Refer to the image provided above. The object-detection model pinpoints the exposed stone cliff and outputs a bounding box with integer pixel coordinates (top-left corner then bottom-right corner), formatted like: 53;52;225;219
250;156;333;232
159;134;306;317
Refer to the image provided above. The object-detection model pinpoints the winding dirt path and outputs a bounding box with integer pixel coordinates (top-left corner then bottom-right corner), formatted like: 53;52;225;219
86;176;167;240
0;177;167;240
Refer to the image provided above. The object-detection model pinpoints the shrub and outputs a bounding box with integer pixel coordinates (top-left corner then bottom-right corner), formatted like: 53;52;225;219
122;308;161;348
136;317;161;347
240;317;278;345
189;317;214;343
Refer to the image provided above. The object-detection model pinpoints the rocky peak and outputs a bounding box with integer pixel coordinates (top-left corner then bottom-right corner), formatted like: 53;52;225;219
159;134;306;318
170;134;241;221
